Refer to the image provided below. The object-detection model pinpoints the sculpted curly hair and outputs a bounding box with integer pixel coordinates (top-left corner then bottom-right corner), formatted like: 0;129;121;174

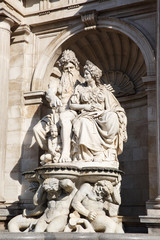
58;50;79;70
84;60;102;86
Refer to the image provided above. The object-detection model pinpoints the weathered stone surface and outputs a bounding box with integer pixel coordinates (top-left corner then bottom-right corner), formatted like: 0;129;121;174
0;0;159;234
1;233;160;240
8;51;126;233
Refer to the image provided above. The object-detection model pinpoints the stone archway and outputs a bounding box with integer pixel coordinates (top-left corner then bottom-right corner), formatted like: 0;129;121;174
30;17;155;91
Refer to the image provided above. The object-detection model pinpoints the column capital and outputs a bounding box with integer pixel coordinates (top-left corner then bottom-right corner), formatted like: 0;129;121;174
0;16;14;32
0;5;21;26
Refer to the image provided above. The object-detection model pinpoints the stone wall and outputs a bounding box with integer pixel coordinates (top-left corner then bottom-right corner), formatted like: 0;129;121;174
119;94;148;231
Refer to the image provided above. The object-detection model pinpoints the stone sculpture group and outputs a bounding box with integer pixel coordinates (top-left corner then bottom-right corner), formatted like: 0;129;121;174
8;50;127;233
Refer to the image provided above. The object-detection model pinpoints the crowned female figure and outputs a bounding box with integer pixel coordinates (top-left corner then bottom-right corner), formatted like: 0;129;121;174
69;60;127;166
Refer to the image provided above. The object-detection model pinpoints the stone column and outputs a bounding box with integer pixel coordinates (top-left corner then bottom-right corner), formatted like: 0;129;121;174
0;17;13;202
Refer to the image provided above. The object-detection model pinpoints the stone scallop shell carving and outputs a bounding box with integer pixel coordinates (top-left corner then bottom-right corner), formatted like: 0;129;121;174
105;71;135;97
64;29;146;96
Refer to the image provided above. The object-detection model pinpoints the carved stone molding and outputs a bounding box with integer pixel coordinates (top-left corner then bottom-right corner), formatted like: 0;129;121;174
31;18;155;92
39;0;51;11
0;4;21;25
81;10;97;30
142;76;156;92
31;164;123;184
11;24;31;43
24;91;45;105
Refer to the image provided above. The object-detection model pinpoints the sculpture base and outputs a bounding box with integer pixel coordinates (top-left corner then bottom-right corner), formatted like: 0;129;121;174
9;163;123;233
23;162;123;185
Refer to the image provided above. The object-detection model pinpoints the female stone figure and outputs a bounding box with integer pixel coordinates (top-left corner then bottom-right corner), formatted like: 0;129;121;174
70;60;127;164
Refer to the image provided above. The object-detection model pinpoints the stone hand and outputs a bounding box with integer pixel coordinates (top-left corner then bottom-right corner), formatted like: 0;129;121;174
83;104;92;112
88;211;97;221
51;96;62;107
91;103;103;111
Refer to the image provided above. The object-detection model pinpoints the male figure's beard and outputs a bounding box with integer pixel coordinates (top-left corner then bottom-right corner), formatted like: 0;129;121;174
61;70;79;92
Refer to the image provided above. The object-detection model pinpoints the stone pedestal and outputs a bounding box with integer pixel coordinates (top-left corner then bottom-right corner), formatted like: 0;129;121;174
140;201;160;234
8;163;123;233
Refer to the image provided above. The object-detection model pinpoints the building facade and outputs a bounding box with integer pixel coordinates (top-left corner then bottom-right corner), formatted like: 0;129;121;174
0;0;159;233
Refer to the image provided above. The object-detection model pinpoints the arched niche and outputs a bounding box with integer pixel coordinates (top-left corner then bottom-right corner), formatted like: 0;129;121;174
30;17;155;92
27;17;155;220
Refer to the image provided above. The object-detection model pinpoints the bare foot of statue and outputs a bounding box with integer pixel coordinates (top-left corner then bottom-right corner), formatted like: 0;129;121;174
58;153;72;163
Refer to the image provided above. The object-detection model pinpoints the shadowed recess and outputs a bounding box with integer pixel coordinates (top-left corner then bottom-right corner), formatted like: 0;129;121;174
62;28;146;97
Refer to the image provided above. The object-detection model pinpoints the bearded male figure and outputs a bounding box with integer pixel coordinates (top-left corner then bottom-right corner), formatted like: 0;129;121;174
33;50;83;163
71;180;123;233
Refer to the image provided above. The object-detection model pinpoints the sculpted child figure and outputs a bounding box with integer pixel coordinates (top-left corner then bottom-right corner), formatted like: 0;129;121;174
40;123;61;165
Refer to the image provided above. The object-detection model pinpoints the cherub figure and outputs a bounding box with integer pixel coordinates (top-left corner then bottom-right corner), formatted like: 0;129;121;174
40;123;61;165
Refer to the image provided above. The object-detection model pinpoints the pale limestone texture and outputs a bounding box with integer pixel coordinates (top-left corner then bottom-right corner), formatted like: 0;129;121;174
0;0;159;234
33;50;84;163
70;60;127;164
33;52;127;168
70;181;123;233
8;167;123;233
0;17;13;202
8;51;126;233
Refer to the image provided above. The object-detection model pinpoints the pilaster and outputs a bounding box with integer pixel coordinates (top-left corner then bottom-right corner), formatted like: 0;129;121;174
140;0;160;233
0;16;13;202
142;76;157;200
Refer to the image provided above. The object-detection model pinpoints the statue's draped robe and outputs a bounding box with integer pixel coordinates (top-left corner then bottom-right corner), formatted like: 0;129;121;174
71;84;127;162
